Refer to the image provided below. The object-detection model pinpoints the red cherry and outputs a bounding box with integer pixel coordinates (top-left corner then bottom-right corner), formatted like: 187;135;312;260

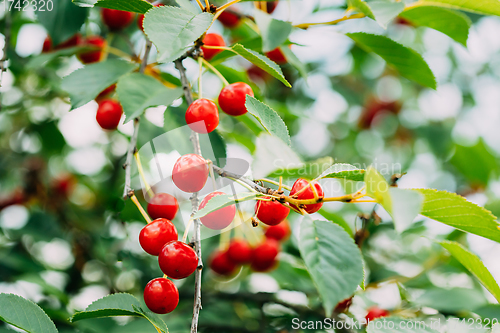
247;65;271;82
289;178;324;214
365;307;390;322
217;11;240;28
226;239;253;264
54;33;82;50
143;277;179;314
210;249;237;276
172;154;209;193
255;197;289;226
139;218;178;256
51;174;76;198
218;82;254;116
201;33;225;61
265;220;291;241
147;193;179;220
199;191;236;230
101;8;134;30
358;97;401;129
96;99;123;130
95;84;116;102
42;36;52;53
266;47;287;65
159;241;198;279
335;297;353;314
78;36;106;64
251;239;280;272
138;4;164;32
185;99;219;134
266;1;278;13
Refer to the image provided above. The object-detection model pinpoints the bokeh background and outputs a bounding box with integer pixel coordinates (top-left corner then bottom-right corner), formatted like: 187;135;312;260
1;0;500;332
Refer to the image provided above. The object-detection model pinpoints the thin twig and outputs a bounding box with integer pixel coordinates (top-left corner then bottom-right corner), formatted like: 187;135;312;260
139;39;153;73
294;13;365;29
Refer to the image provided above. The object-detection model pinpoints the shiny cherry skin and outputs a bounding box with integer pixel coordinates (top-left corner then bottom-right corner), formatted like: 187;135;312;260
78;36;106;64
266;47;287;65
251;239;280;272
143;277;179;314
159;241;198;279
217;11;240;28
95;84;116;102
54;33;82;50
139;218;178;256
255;197;289;226
365;307;390;322
201;33;225;61
210;249;237;276
265;220;291;241
138;4;164;32
42;36;52;53
101;8;134;30
147;193;179;220
172;154;209;193
96;99;123;130
256;1;278;13
185;99;219;134
289;178;324;214
218;82;254;116
226;239;253;264
199;191;236;230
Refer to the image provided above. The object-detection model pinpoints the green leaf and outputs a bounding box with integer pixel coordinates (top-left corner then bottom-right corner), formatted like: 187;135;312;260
299;218;364;316
231;44;291;87
245;96;291;146
367;317;440;333
280;46;308;80
61;59;137;110
347;0;375;19
316;163;365;181
94;0;152;13
116;73;184;123
144;6;213;63
72;0;97;6
415;189;500;243
0;293;58;333
415;288;487;312
37;0;88;45
399;7;471;46
369;1;405;27
439;240;500;303
266;157;334;180
346;33;436;89
365;166;392;209
254;11;292;52
193;192;257;219
27;46;87;69
450;139;499;186
419;0;500;16
317;209;354;236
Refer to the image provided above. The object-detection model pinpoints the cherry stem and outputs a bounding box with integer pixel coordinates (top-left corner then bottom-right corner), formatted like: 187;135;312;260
207;160;217;191
214;0;242;21
278;176;283;192
204;0;210;9
294;13;365;29
200;57;230;87
129;193;152;224
107;46;133;61
134;151;155;199
254;178;292;191
182;219;194;243
309;181;319;201
198;56;203;99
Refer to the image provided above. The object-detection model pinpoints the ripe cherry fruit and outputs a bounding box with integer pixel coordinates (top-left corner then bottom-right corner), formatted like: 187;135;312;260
266;47;287;65
172;154;209;193
55;33;82;50
78;36;106;64
95;84;116;102
147;193;179;220
255;197;289;226
139;218;178;256
185;99;219;134
289;178;324;214
217;11;241;28
143;277;179;314
42;37;52;53
251;239;280;272
201;33;225;61
218;82;254;116
96;99;123;130
265;220;291;241
365;307;390;322
210;249;237;276
199;191;236;230
101;8;134;30
226;239;253;264
256;1;278;13
159;241;198;279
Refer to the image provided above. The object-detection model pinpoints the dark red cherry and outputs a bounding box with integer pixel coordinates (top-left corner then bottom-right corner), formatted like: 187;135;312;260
218;82;254;116
78;36;106;64
365;307;390;322
95;84;116;102
199;191;236;230
185;99;219;134
289;178;324;214
96;99;123;130
159;241;198;279
265;220;291;241
201;33;225;61
42;36;52;53
172;154;209;193
255;197;289;226
251;239;280;272
54;33;82;50
226;239;253;264
266;47;287;65
101;8;134;30
139;218;178;256
210;249;237;276
143;277;179;314
147;193;179;220
217;11;241;28
257;1;278;13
